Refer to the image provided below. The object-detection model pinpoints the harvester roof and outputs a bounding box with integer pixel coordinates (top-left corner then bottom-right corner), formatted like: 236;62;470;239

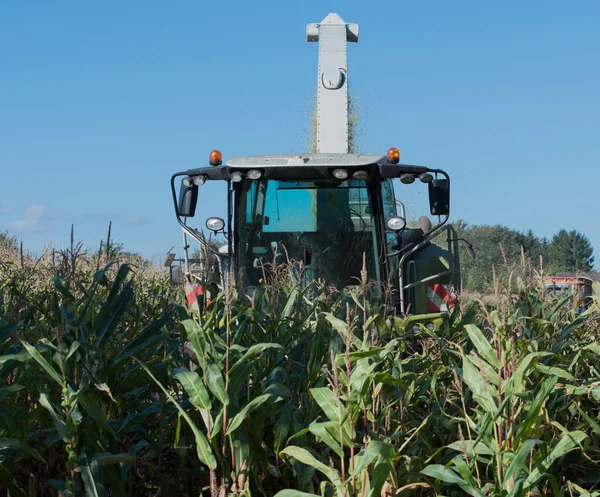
225;153;383;168
181;153;440;182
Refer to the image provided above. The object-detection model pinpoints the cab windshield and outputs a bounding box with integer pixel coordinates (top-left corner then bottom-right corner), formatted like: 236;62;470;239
237;178;381;289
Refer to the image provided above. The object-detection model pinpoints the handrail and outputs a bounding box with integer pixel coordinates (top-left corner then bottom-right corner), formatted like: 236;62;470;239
406;260;417;314
398;224;460;314
402;268;456;291
170;172;224;257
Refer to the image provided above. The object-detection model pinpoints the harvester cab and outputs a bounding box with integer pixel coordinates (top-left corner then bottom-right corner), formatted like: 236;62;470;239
170;14;461;323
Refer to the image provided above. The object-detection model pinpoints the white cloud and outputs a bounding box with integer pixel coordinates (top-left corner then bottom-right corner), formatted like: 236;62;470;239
25;204;49;218
26;204;64;221
0;205;13;215
7;218;49;233
82;212;151;226
6;203;63;233
124;213;151;225
84;212;117;224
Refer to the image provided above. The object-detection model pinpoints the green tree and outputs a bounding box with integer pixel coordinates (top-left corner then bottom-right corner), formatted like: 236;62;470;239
453;222;552;293
454;222;529;292
521;229;549;266
548;229;594;273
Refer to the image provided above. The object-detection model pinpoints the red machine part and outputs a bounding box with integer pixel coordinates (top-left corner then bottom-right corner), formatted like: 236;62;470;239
185;282;210;310
427;284;455;313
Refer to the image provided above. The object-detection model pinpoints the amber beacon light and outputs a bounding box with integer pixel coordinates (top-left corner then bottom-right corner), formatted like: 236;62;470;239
386;147;400;164
209;150;223;166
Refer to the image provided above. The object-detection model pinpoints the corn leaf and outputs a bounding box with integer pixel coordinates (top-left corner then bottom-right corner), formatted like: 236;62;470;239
95;280;133;347
0;322;17;345
0;383;24;402
273;491;319;497
114;316;170;361
367;460;393;497
464;324;501;368
447;439;494;457
421;464;467;485
20;341;65;387
0;352;31;367
0;465;27;497
309;420;344;457
181;318;206;359
282;288;299;318
134;358;217;469
39;393;67;442
175;368;211;410
92;453;139;465
274;402;292;453
228;362;253;398
517;376;557;440
577;406;600;435
227;393;271;433
310;387;341;423
523;431;588;490
77;390;117;440
233;342;283;367
206;363;229;405
280;445;343;492
507;352;551;394
0;437;45;463
535;364;575;381
77;451;101;497
350;441;395;479
503;438;542;483
461;354;496;414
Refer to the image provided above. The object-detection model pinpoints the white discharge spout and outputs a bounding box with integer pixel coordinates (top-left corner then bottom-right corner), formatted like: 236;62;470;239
307;13;358;153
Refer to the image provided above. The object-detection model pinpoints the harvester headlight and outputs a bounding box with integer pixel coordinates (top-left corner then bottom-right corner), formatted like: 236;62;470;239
193;175;207;186
353;170;368;180
387;147;400;164
387;216;406;231
419;172;433;183
230;171;244;183
247;169;262;180
206;217;225;232
332;169;348;180
400;173;415;184
182;177;193;187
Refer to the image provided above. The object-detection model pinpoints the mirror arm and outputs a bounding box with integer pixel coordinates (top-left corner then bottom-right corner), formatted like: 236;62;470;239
394;200;406;220
227;180;233;270
429;168;450;182
430;212;449;236
180;224;217;253
171;172;220;257
171;172;187;224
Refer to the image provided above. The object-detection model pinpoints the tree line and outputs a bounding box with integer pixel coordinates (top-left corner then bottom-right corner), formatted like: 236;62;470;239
453;221;595;292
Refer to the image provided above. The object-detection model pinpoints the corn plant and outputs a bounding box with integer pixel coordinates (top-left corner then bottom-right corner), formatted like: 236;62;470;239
421;293;599;496
0;239;598;496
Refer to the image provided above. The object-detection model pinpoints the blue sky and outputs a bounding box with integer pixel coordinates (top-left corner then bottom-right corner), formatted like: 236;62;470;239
1;1;599;263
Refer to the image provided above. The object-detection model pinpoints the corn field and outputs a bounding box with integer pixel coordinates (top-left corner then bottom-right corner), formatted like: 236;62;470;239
1;238;599;496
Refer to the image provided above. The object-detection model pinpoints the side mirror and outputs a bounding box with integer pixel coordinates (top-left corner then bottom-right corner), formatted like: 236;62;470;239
428;179;449;216
164;253;176;267
178;181;198;217
457;238;476;259
170;265;182;285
